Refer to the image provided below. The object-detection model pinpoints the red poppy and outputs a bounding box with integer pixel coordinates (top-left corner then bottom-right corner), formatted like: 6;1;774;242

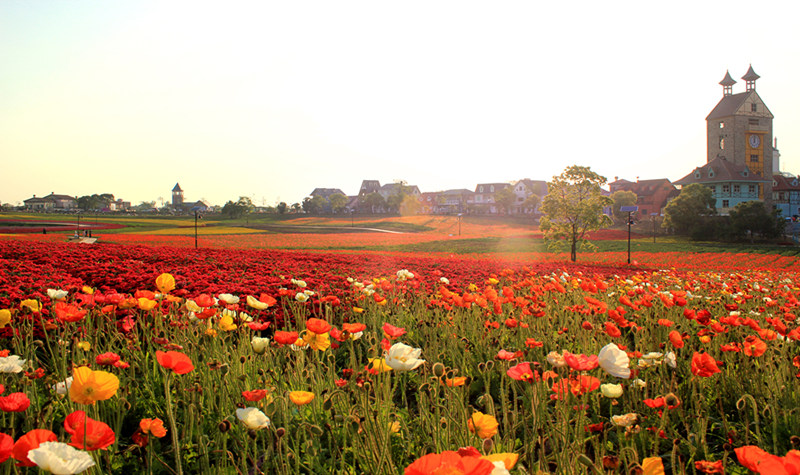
194;294;215;307
563;352;599;371
382;323;406;339
658;319;674;327
274;331;299;345
525;338;543;348
604;321;621;338
156;350;194;375
694;460;724;473
404;451;495;475
668;330;684;349
247;322;271;331
691;352;721;377
96;352;121;366
551;375;600;399
506;362;540;382
0;393;30;412
242;389;269;401
54;301;87;322
12;429;57;467
0;433;12;463
306;318;331;334
734;446;786;474
64;410;116;450
496;350;520;361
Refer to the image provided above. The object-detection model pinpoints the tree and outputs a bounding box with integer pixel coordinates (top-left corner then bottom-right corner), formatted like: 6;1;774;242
361;192;386;214
133;201;156;212
276;202;288;214
539;165;613;262
521;194;541;214
221;196;255;219
494;187;516;214
329;193;348;214
610;190;638;224
662;184;716;235
729;200;784;242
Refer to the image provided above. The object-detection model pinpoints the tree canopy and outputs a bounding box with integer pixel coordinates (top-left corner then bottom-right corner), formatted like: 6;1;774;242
610;190;638;224
221;196;254;219
539;165;612;262
729;200;784;242
662;184;716;235
494;187;516;214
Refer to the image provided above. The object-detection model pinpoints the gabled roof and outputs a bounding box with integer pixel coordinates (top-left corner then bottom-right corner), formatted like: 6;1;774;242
46;193;77;201
674;157;769;186
773;174;800;191
172;183;183;192
474;183;510;193
440;188;474;196
513;179;547;195
610;179;675;197
706;92;751;120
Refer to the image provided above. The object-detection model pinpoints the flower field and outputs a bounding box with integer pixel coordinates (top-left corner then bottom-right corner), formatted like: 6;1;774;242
1;237;800;474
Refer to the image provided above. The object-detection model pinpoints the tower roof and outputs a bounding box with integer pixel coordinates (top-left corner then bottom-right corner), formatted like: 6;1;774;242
719;70;737;86
742;65;760;81
172;183;183;192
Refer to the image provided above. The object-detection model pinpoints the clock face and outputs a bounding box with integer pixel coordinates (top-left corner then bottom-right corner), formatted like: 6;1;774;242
749;135;761;148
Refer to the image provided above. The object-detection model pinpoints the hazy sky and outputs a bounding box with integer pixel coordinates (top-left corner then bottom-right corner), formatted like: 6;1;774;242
2;1;799;207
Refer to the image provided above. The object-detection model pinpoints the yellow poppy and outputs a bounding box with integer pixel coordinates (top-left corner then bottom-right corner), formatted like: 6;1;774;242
367;357;393;373
186;300;202;313
483;453;518;470
302;331;330;351
468;411;499;439
0;309;11;328
138;298;158;311
155;273;176;294
218;315;238;332
81;286;94;295
20;299;40;313
77;341;91;351
288;391;315;405
69;366;120;405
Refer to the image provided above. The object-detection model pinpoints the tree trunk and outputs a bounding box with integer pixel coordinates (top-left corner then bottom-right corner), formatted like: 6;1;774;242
571;237;577;262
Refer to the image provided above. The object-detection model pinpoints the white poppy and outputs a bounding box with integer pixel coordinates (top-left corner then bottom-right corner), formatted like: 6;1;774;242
295;293;309;303
384;343;425;371
598;343;631;379
27;441;96;474
236;407;271;430
53;377;74;395
251;337;271;355
218;293;240;305
47;289;68;300
600;383;624;399
0;355;26;373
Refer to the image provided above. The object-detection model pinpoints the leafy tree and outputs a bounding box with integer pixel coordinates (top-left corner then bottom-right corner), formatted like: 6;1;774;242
133;201;156;212
221;196;255;219
361;192;385;214
302;195;327;214
399;194;421;216
494;186;516;214
662;184;716;235
539;165;613;262
77;194;115;211
329;193;348;214
276;202;288;214
521;194;541;214
729;200;784;242
290;203;301;213
611;190;638;224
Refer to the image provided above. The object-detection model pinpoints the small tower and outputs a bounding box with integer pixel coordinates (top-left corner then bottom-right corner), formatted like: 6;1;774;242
742;65;760;92
172;183;184;207
719;70;736;96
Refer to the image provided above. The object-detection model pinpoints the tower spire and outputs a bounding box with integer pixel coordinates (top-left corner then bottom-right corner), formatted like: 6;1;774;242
719;70;736;96
742;65;760;92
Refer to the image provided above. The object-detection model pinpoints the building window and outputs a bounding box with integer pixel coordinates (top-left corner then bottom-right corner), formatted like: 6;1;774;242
722;199;730;208
751;103;757;112
719;122;725;128
749;118;759;125
490;185;494;192
479;186;484;192
733;185;740;193
749;185;756;193
719;138;725;150
722;184;730;194
750;154;759;163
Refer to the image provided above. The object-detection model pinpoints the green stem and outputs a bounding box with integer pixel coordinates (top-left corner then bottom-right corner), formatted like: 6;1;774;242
163;372;184;475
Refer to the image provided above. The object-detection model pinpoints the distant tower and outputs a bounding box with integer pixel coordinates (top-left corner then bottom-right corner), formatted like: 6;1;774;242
172;183;184;207
706;65;773;203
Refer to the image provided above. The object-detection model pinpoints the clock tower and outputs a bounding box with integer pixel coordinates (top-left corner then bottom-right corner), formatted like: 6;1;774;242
706;65;773;203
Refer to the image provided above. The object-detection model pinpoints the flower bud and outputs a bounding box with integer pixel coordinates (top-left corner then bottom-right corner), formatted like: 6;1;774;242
432;362;446;378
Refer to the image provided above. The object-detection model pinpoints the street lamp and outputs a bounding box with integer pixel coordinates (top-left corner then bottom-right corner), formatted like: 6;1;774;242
650;213;659;243
192;207;202;249
620;206;638;264
457;213;462;236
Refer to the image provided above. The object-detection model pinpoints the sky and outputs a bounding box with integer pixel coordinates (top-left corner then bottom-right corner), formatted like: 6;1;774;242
2;1;800;208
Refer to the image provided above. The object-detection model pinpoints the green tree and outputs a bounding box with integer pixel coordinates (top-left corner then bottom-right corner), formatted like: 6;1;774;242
329;193;348;214
521;194;541;214
276;202;288;214
494;186;516;214
539;165;613;262
662;184;716;235
729;200;784;242
361;192;386;214
221;196;254;219
611;190;638;224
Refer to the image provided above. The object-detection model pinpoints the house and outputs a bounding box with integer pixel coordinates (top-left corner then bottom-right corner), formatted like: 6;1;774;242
23;193;77;211
673;157;768;215
358;180;381;196
377;183;421;201
609;178;679;216
310;188;347;200
433;189;474;214
772;174;800;218
418;192;439;214
511;179;547;214
472;183;511;214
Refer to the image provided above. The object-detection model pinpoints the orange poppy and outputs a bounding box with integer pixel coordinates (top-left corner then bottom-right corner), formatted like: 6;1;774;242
274;331;299;345
140;418;167;438
743;336;767;357
54;302;87;323
288;391;315;406
155;273;176;294
405;451;495;475
305;318;331;334
12;429;57;467
691;352;721;377
668;330;684;349
468;411;498;439
64;410;116;450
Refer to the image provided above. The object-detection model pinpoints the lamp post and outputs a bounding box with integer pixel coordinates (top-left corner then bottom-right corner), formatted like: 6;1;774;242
457;213;462;236
650;213;659;243
620;206;638;265
193;208;202;249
